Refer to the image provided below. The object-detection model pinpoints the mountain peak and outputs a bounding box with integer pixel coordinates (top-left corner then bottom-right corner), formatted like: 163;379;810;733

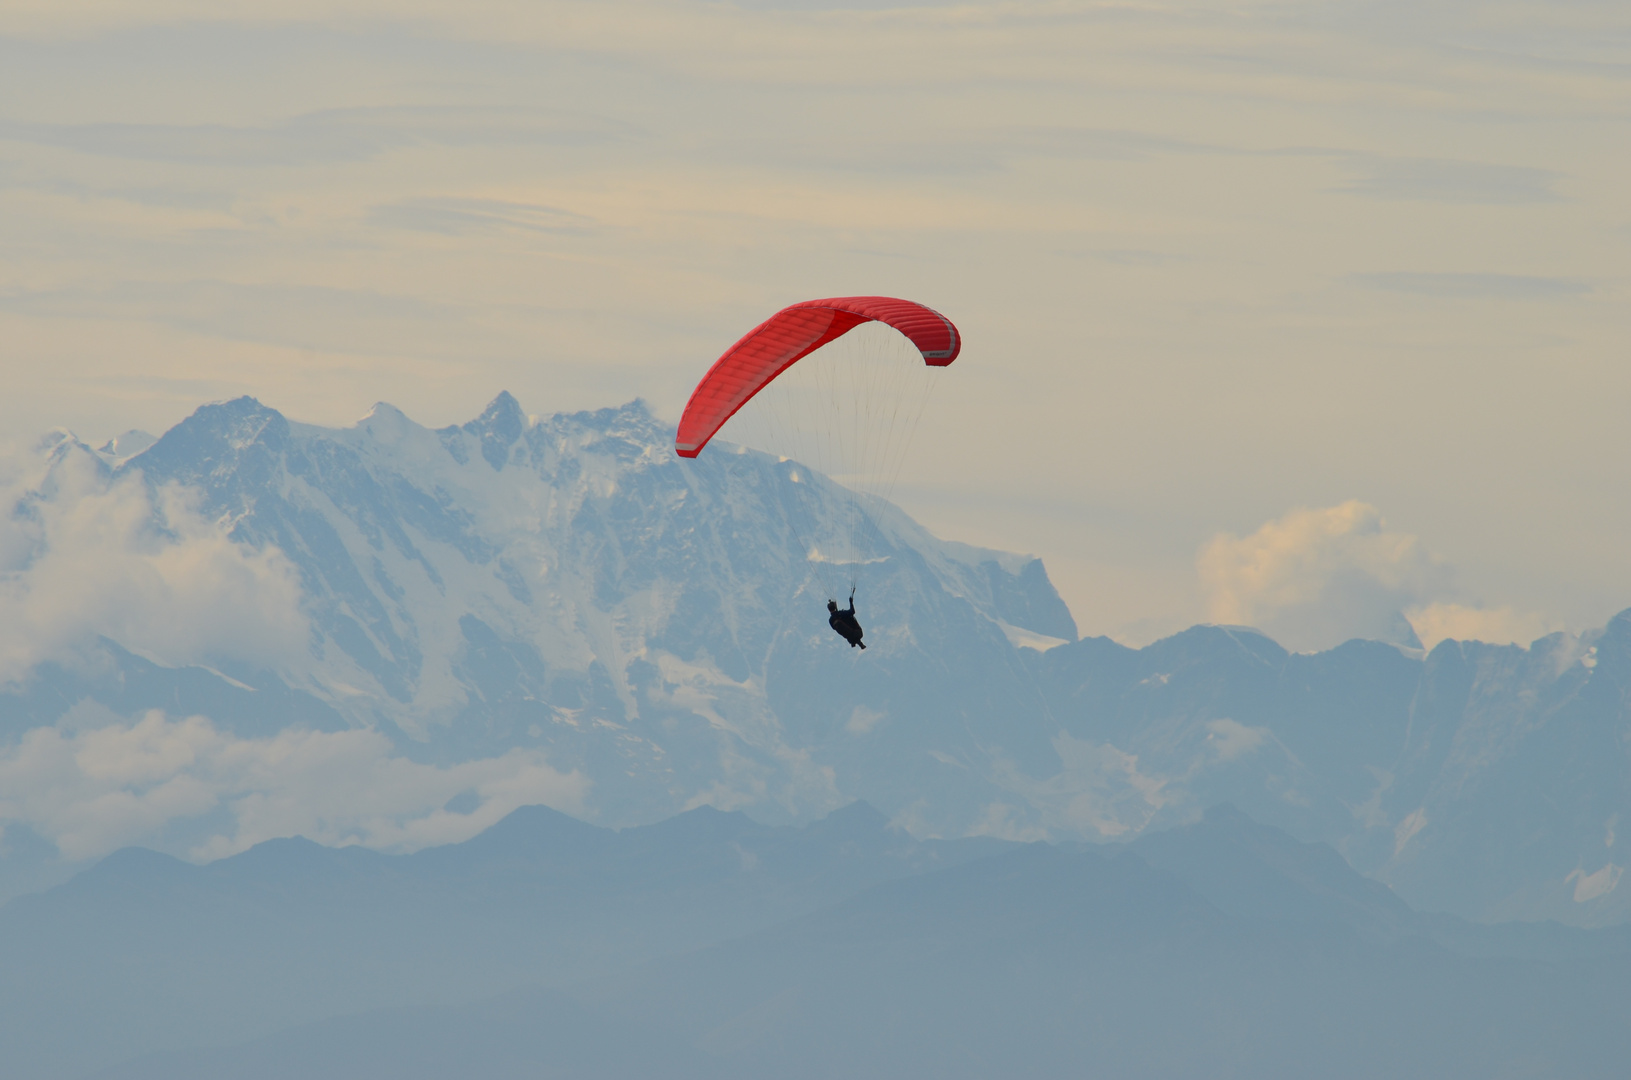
462;391;527;469
77;846;191;886
34;428;87;459
118;396;289;483
449;804;611;861
1133;805;1416;933
1200;802;1254;827
204;395;280;422
625;804;763;846
612;398;655;421
476;390;524;426
808;800;892;840
1145;623;1289;668
361;401;411;424
351;401;424;446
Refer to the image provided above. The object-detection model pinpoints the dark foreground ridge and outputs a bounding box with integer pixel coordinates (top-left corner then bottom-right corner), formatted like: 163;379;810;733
3;802;1628;1080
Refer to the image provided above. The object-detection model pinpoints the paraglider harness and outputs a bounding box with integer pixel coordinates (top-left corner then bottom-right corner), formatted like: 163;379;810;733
828;589;866;650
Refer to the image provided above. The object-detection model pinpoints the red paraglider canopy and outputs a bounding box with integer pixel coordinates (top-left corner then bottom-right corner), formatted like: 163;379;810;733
675;296;959;458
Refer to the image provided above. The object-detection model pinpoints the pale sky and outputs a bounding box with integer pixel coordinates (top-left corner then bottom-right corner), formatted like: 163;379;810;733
2;0;1627;647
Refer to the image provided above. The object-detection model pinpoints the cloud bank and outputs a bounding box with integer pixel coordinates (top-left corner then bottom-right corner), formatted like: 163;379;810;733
0;436;309;683
0;708;589;862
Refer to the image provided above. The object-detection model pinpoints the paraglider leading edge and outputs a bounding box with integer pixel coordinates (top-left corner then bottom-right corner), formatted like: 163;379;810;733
674;296;961;458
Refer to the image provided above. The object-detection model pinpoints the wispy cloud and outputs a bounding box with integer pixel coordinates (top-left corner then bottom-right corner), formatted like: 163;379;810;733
367;197;596;237
0;281;478;359
1352;272;1592;298
0;106;634;167
1335;156;1564;204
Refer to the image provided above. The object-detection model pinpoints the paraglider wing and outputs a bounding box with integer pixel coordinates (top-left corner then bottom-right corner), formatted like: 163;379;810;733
675;296;960;458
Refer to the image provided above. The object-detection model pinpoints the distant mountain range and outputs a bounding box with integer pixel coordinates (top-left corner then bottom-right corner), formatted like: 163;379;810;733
1;394;1628;928
1027;618;1631;926
4;802;1625;1080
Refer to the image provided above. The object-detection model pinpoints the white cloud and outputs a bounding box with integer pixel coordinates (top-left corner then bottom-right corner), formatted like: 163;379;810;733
1403;602;1561;652
966;801;1047;843
0;709;589;862
1199;501;1446;651
846;705;886;734
0;437;309;682
1198;501;1557;653
1394;807;1428;856
1567;863;1622;904
1205;718;1266;763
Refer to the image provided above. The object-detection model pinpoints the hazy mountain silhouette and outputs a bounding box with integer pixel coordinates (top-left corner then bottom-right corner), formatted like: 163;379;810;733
0;801;1006;1079
78;804;1631;1080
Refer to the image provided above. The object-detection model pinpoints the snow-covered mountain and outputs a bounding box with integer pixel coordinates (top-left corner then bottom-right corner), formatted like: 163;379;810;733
2;392;1628;926
0;394;1075;870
